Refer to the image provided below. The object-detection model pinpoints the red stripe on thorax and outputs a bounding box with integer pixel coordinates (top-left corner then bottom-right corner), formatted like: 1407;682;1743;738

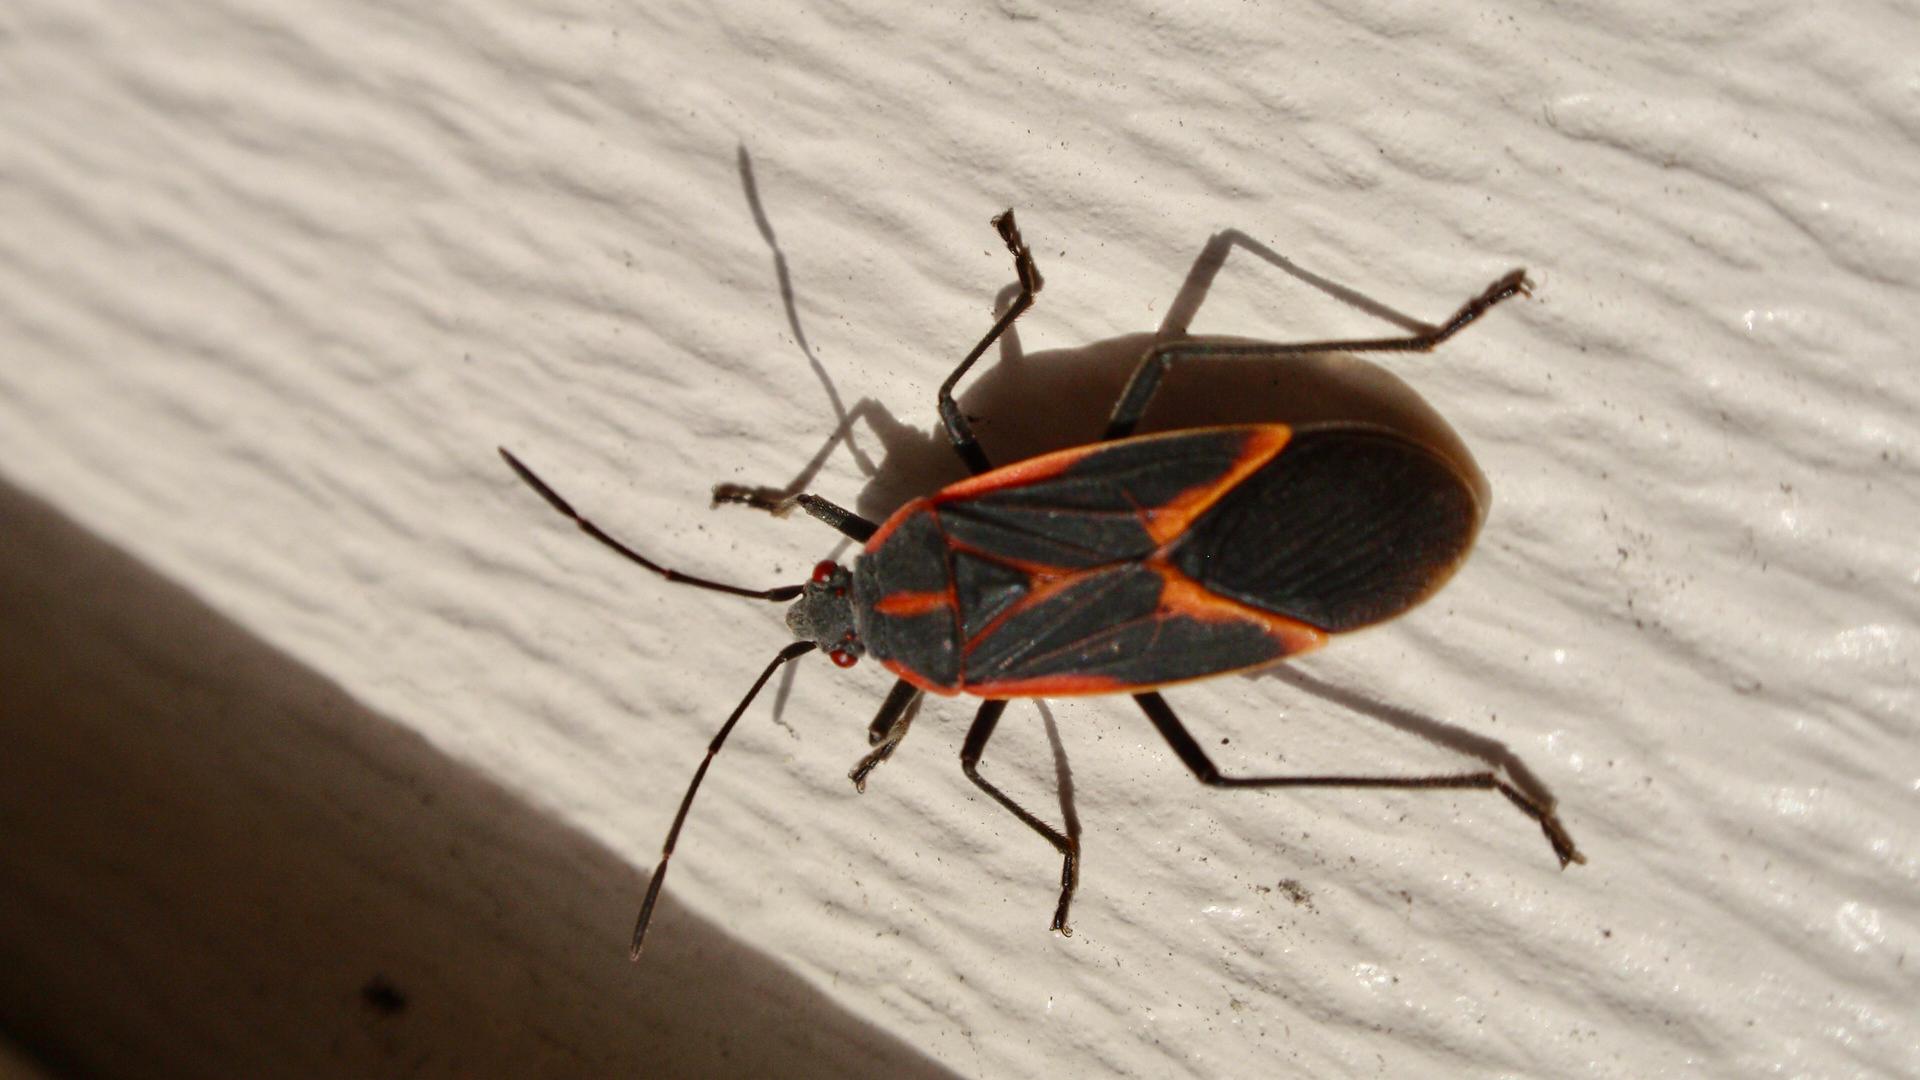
873;589;956;617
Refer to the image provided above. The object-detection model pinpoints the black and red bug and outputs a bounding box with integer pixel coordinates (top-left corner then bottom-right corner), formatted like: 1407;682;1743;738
499;211;1584;960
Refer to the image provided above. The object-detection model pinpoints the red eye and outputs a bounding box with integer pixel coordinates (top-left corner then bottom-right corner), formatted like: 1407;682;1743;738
828;648;858;668
811;560;838;583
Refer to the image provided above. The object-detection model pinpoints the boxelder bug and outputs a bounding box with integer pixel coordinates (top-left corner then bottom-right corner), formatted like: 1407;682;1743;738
500;211;1584;960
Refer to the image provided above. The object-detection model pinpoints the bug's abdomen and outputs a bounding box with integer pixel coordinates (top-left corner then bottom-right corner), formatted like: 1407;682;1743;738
1169;426;1481;632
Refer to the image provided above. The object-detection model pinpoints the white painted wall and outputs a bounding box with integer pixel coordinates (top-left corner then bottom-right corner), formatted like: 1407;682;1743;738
2;1;1914;1076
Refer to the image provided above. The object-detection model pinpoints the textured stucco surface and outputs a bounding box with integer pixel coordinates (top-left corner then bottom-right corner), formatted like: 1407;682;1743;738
2;1;1916;1076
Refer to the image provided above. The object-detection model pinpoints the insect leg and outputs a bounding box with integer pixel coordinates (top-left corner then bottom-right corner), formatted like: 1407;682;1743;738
1133;691;1583;868
960;699;1081;934
710;486;878;543
1103;270;1531;439
848;679;922;792
938;210;1046;475
500;448;804;601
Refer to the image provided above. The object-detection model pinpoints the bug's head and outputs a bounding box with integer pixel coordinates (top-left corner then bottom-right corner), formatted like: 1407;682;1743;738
786;560;864;667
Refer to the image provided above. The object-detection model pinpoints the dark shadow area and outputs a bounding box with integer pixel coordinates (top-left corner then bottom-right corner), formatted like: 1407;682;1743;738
0;478;958;1079
1036;703;1081;855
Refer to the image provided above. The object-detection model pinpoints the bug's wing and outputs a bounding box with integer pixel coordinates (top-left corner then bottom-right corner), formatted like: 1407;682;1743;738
960;563;1325;697
933;427;1292;570
920;425;1318;695
1169;427;1482;632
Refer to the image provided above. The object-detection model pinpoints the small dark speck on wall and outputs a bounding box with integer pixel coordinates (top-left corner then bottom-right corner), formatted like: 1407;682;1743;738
360;975;408;1017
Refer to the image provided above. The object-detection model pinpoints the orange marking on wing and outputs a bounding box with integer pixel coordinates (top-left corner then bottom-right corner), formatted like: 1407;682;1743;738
879;657;963;696
1152;565;1328;653
931;441;1109;502
874;589;956;617
863;498;931;553
1140;425;1291;547
966;672;1135;699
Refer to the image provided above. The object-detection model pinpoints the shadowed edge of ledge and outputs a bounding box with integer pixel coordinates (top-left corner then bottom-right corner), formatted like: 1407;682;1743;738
0;476;957;1080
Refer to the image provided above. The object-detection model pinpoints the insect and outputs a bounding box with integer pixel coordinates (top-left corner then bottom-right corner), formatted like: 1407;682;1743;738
500;211;1584;960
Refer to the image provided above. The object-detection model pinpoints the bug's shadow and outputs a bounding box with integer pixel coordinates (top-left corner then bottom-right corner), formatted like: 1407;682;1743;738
1038;702;1081;849
723;171;1488;524
1262;667;1567;820
730;151;1563;854
971;226;1483;494
736;146;888;493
